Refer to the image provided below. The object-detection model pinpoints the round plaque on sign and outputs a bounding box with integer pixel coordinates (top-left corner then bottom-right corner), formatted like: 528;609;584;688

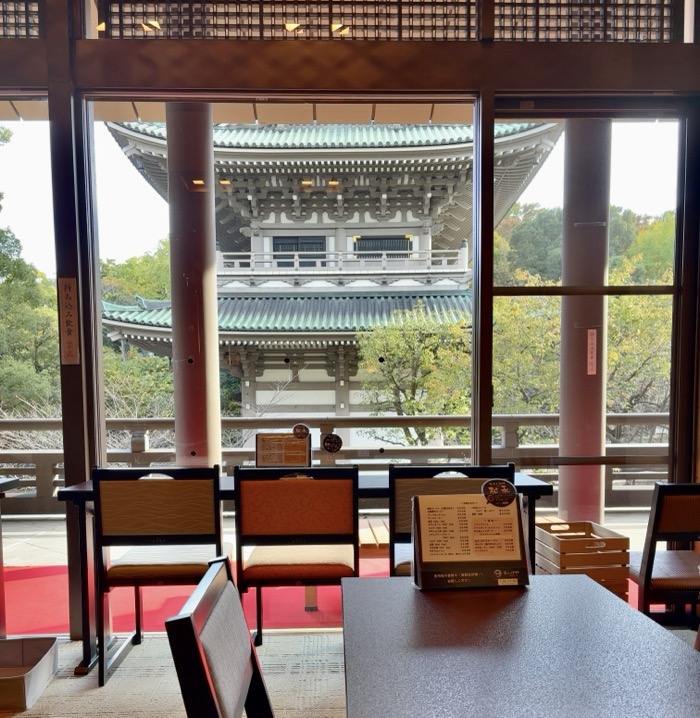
322;433;343;453
481;479;517;507
292;423;310;439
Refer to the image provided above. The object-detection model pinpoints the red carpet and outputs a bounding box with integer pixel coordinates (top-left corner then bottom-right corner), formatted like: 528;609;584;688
2;560;389;636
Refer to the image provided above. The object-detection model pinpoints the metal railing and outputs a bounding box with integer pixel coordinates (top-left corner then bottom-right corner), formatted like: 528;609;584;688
0;412;669;514
217;248;469;286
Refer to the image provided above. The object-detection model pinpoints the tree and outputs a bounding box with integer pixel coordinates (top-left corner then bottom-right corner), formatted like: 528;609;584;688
0;126;62;415
492;272;562;444
492;260;672;446
493;230;513;286
357;302;471;446
0;357;54;413
626;211;675;283
100;238;171;303
607;264;672;442
508;205;563;282
101;347;175;449
0;228;60;414
608;205;643;269
497;204;648;283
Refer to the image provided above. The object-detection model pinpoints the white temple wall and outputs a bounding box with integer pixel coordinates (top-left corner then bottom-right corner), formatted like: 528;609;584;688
255;389;337;407
258;368;330;382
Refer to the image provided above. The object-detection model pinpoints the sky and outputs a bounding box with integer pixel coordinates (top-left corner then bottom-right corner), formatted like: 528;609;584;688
520;120;679;214
0;119;679;278
0;121;169;277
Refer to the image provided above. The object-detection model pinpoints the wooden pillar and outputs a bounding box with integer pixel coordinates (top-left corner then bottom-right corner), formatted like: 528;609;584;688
472;90;496;464
46;0;105;653
166;103;222;466
558;119;612;523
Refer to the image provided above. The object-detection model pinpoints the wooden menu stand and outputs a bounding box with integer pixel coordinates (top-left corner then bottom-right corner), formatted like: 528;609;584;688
412;480;529;590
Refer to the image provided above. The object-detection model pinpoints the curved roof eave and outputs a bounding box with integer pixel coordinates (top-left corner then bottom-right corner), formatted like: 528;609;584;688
105;120;563;254
102;290;473;336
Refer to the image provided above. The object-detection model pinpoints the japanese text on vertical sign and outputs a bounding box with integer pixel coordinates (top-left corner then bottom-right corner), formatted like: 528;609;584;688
587;328;597;376
59;278;80;365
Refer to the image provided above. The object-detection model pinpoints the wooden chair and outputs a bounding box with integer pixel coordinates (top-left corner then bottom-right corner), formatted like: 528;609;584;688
233;465;359;645
628;481;700;626
388;462;516;576
166;557;274;718
93;464;231;685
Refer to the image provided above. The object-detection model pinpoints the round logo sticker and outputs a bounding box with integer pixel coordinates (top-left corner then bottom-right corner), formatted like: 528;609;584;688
482;479;517;507
322;433;343;453
292;423;310;439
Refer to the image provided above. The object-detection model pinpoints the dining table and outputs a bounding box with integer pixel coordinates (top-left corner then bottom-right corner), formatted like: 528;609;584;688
57;469;552;675
342;574;700;718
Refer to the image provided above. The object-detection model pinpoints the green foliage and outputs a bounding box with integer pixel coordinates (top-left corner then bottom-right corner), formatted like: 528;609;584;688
0;227;38;287
493;231;513;286
357;302;471;446
220;371;241;416
497;204;656;283
492;274;562;444
0;357;54;412
492;262;672;446
0;229;61;414
626;211;675;283
102;347;174;418
607;266;672;442
608;206;642;269
508;205;563;282
100;238;171;303
0;135;62;414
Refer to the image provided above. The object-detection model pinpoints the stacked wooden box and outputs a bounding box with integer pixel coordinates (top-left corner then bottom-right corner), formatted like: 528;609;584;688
535;520;630;600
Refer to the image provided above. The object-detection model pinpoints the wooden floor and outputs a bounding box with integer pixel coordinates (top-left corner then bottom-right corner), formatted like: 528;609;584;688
359;514;390;557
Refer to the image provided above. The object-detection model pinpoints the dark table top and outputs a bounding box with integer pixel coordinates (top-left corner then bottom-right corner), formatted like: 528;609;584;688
57;470;552;503
342;574;700;718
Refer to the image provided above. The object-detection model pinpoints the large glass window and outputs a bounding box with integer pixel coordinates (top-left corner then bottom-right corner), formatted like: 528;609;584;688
0;105;65;507
92;99;477;455
492;117;678;525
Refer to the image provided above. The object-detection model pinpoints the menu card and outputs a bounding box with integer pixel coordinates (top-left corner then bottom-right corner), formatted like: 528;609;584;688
412;482;529;590
255;433;311;467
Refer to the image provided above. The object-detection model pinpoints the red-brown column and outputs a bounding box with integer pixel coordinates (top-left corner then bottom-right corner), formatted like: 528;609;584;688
166;103;222;466
558;119;611;522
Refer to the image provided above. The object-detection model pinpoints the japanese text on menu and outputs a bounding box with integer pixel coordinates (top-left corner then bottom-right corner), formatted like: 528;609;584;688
418;494;519;562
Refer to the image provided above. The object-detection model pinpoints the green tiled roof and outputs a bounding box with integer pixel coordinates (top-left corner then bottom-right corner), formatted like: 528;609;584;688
118;121;540;150
102;291;472;334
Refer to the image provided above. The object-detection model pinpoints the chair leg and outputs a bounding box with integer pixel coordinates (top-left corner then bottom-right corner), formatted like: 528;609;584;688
134;587;143;645
97;590;107;687
254;587;263;647
98;584;138;685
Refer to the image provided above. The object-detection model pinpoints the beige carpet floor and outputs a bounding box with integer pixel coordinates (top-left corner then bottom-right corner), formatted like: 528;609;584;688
0;631;346;718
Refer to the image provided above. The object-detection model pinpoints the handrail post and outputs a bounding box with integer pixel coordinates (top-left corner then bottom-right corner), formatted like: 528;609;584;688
319;423;336;466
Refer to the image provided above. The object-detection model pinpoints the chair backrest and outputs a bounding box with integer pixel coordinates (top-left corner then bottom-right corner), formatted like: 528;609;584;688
233;464;359;559
165;558;274;718
640;481;700;577
92;465;222;551
389;463;516;542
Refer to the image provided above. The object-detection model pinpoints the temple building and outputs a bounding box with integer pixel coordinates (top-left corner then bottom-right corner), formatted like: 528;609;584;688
102;120;562;421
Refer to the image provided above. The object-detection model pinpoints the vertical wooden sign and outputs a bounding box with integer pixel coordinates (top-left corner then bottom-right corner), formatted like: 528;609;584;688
58;277;80;365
